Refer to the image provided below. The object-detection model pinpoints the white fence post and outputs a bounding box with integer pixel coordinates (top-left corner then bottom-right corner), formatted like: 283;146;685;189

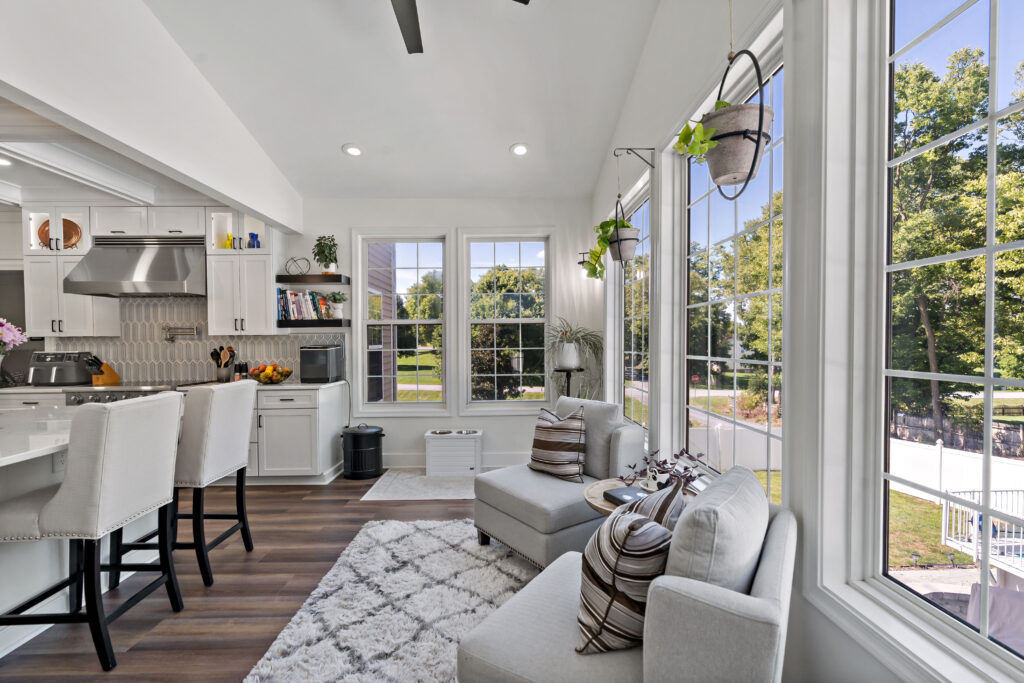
936;438;944;495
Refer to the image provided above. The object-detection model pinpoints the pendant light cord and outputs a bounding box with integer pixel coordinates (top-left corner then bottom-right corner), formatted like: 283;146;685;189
728;0;735;60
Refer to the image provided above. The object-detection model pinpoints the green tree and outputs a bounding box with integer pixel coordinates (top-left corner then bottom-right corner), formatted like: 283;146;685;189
470;266;544;319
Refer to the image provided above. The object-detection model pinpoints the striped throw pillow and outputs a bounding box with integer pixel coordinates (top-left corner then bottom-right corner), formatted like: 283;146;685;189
528;407;586;482
625;477;687;530
576;507;673;654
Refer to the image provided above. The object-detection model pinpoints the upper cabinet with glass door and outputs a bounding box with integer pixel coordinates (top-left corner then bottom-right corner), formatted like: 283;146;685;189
22;207;91;255
205;207;272;254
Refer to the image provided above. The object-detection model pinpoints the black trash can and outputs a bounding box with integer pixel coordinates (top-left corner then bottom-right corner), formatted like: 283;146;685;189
342;424;384;479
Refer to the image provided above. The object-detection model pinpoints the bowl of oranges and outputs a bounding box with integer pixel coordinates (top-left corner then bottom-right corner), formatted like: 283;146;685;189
249;363;292;384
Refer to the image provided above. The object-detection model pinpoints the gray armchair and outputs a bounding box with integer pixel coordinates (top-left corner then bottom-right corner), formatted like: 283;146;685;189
474;396;645;568
458;505;798;683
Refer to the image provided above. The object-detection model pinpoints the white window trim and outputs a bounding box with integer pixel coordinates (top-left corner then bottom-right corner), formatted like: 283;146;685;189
457;226;556;417
610;173;653;432
786;0;1024;679
350;228;455;418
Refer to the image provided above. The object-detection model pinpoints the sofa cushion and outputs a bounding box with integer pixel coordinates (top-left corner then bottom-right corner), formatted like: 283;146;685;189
664;466;768;594
577;508;673;654
458;552;643;683
555;397;623;479
529;406;586;482
476;465;600;534
625;477;687;530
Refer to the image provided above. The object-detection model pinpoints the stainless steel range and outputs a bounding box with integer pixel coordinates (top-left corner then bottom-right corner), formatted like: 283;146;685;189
63;383;178;406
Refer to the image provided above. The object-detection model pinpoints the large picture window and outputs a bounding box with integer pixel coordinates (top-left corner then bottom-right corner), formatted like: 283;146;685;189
469;240;547;401
364;240;444;403
883;0;1024;659
622;198;651;427
685;66;784;504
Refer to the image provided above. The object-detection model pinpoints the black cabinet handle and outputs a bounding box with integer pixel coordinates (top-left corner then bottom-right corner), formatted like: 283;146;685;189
234;318;239;331
51;320;56;333
56;237;62;250
21;401;39;405
258;415;263;428
279;398;295;402
58;320;63;333
168;229;182;234
49;238;54;250
241;318;246;331
111;230;126;234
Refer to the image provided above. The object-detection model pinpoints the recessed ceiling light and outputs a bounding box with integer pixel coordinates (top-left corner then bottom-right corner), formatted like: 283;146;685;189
341;144;362;157
509;143;528;156
0;158;11;166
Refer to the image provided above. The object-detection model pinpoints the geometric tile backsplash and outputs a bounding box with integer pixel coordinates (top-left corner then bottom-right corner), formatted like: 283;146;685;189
49;298;345;384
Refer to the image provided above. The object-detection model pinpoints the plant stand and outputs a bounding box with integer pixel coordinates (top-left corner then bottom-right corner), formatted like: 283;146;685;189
553;367;584;398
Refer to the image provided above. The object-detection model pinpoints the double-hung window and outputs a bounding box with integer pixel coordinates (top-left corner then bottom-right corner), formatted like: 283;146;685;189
883;0;1024;659
364;240;444;404
685;66;784;504
468;240;547;401
622;198;652;427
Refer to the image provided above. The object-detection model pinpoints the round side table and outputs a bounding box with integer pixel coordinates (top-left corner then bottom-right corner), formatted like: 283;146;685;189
583;478;628;516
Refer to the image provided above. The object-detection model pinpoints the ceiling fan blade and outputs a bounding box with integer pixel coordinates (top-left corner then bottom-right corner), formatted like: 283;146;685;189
390;0;423;54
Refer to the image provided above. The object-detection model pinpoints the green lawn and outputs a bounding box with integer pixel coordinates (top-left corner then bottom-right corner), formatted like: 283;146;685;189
396;349;443;386
887;490;974;568
754;470;782;505
625;396;648;427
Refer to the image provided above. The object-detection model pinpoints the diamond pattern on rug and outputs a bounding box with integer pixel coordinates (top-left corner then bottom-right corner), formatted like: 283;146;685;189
246;519;539;683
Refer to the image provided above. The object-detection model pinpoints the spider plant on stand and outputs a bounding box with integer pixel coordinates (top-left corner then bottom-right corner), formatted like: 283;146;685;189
546;318;603;398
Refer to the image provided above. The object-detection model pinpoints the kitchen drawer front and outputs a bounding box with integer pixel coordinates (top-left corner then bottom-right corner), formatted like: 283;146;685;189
0;394;66;410
258;390;317;409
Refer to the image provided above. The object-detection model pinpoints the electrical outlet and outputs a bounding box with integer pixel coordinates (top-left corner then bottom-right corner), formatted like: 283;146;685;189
52;451;67;473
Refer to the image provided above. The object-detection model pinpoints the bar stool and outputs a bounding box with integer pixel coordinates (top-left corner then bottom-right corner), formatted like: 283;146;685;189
0;392;184;671
110;380;257;588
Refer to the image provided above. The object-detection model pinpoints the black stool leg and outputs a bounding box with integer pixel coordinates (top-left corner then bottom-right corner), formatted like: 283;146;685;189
68;539;84;613
158;503;184;612
83;539;116;671
236;468;254;552
107;528;123;589
170;487;181;545
192;488;214;586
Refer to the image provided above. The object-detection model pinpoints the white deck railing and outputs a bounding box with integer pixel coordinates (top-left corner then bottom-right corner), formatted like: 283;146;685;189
942;490;1024;578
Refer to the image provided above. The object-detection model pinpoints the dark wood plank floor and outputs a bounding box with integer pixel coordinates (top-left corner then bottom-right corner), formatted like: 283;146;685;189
0;474;473;681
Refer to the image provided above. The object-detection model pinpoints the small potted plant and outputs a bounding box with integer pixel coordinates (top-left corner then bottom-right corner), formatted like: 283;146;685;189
581;215;637;280
674;97;773;187
312;235;339;274
620;446;716;494
546;318;602;371
326;292;347;319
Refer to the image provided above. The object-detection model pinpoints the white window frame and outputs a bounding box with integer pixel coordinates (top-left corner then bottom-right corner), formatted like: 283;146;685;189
787;0;1024;679
612;175;653;430
351;229;454;418
458;226;555;416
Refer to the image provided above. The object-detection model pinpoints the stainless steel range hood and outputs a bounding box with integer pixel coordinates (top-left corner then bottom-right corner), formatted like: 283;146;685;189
63;235;206;297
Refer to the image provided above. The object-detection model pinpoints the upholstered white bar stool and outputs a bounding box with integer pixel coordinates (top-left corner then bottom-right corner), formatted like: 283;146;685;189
110;380;257;588
0;392;185;671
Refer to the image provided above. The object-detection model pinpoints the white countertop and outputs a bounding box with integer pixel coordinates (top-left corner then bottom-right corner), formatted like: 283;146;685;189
0;386;66;393
0;406;74;468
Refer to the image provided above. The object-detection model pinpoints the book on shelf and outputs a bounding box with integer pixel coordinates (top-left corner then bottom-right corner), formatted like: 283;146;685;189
277;288;334;322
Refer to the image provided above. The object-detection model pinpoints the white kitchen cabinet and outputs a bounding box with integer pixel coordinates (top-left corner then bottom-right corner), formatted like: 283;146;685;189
23;255;120;337
248;382;349;481
258;409;317;476
90;206;147;236
0;391;66;411
148;207;203;236
22;207;91;255
206;254;274;335
206;208;271;254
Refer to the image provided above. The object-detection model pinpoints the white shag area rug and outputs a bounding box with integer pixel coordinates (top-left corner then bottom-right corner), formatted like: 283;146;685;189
360;468;476;501
246;518;538;682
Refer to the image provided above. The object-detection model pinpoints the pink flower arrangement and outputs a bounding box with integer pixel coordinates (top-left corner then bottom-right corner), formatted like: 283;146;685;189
0;318;27;353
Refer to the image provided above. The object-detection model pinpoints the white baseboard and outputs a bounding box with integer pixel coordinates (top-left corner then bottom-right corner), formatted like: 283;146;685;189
0;549;158;658
383;451;528;469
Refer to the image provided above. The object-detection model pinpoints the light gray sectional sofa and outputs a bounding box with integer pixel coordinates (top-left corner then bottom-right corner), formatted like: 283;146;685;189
473;396;646;568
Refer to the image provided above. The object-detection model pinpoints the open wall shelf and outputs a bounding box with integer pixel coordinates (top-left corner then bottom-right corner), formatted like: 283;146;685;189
276;319;351;329
276;274;351;285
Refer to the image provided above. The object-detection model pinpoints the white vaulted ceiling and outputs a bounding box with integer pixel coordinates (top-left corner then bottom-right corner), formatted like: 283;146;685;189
144;0;659;199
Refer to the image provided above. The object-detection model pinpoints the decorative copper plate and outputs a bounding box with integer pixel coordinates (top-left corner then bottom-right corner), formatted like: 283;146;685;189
37;219;83;249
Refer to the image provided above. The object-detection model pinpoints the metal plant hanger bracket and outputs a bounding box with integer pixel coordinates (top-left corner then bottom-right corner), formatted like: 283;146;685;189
612;147;655;171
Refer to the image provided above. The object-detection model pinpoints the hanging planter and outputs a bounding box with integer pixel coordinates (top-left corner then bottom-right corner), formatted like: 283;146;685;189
608;198;639;261
674;49;773;200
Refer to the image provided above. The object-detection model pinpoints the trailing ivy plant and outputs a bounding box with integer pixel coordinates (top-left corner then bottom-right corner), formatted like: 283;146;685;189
582;217;633;280
312;235;339;269
672;99;731;161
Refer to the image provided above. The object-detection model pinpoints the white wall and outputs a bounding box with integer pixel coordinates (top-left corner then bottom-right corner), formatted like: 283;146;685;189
0;0;302;232
283;197;601;468
589;1;896;680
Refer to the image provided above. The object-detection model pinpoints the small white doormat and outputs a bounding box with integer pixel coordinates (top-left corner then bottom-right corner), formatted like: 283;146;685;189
360;468;476;501
246;519;537;682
